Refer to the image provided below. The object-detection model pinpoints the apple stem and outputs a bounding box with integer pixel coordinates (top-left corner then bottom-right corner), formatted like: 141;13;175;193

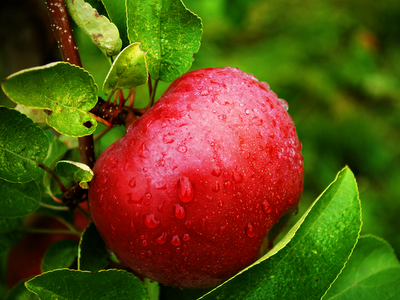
45;0;95;169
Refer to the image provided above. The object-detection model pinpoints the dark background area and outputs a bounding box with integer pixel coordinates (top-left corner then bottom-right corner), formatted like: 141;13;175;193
1;0;400;257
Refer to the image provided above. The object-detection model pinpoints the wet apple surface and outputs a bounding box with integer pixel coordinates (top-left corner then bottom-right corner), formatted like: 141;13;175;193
89;67;304;289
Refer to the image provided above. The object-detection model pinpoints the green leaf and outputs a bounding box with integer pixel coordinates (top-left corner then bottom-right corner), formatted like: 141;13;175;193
4;280;39;300
55;160;93;189
0;217;23;255
324;235;400;300
0;107;49;183
25;269;149;300
1;62;98;137
15;105;48;127
78;222;109;272
200;167;362;300
64;0;122;59
101;0;129;47
126;0;202;81
102;42;148;95
0;179;41;218
41;239;79;273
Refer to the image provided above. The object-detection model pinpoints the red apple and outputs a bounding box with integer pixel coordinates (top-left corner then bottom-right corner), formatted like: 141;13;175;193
88;67;304;289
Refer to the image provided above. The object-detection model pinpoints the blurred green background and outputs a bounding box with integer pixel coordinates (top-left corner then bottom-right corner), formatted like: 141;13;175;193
1;0;400;256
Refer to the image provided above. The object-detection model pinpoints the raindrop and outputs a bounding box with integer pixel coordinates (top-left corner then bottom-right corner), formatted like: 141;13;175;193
246;223;256;238
184;220;192;228
235;192;243;198
182;233;190;241
245;109;250;115
211;182;220;192
278;98;289;111
128;177;136;188
262;201;272;214
170;235;182;246
178;177;195;203
200;90;209;96
143;214;161;229
174;204;186;219
206;195;213;202
142;239;148;246
233;172;243;183
130;220;137;232
155;232;167;244
139;143;150;158
211;166;222;177
163;133;175;144
224;180;233;189
145;192;152;200
218;200;224;207
178;145;187;153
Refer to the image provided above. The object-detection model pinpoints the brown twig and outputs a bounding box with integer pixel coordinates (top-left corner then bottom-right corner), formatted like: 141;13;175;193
45;0;95;168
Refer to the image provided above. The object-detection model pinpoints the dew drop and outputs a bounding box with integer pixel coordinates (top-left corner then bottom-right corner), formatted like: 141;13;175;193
245;109;250;115
211;182;220;192
178;177;195;203
224;180;233;189
211;166;222;177
182;233;190;241
178;145;187;153
206;195;213;202
130;219;137;232
235;191;243;198
246;223;256;238
184;220;192;229
218;200;224;207
142;239;148;246
174;204;186;219
201;90;209;96
155;232;167;244
163;133;175;144
262;201;272;214
145;192;152;200
278;98;289;111
143;214;161;229
128;177;136;188
139;143;150;158
233;172;243;183
170;235;182;246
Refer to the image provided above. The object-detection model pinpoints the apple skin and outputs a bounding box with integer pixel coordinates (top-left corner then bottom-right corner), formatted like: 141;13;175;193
88;67;304;289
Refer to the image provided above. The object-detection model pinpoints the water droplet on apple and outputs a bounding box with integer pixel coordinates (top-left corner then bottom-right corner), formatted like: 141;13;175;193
128;177;136;188
158;201;165;212
170;235;182;246
260;81;270;90
235;191;243;198
142;239;148;246
178;145;187;153
182;233;190;241
127;193;142;204
174;204;186;219
245;109;250;115
211;182;220;192
211;166;222;177
218;200;224;207
155;232;167;244
233;172;243;183
130;219;137;232
163;133;175;144
178;177;195;203
201;90;209;96
102;176;108;184
184;220;192;228
246;223;256;238
206;195;213;202
143;214;161;228
278;98;289;111
224;180;232;189
145;192;152;200
139;143;150;158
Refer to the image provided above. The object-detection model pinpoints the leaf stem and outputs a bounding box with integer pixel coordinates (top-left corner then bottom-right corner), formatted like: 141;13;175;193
39;163;68;192
40;202;69;211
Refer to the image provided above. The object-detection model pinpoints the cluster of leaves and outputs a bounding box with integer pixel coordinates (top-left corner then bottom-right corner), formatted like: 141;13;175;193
1;0;400;299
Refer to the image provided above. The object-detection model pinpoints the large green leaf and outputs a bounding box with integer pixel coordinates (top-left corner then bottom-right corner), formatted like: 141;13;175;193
64;0;122;59
102;42;148;95
1;62;98;137
126;0;202;81
0;107;49;183
200;167;362;300
0;217;23;255
324;235;400;300
25;269;149;300
101;0;129;47
41;239;79;273
78;222;109;272
4;280;39;300
0;179;41;218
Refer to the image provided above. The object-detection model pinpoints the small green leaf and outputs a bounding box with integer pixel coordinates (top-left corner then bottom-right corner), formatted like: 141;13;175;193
101;0;129;47
102;42;148;95
324;235;400;300
26;269;149;300
126;0;202;81
0;217;23;255
200;167;362;300
41;239;79;273
78;222;109;272
0;179;41;218
4;280;39;300
1;62;98;137
0;107;49;183
64;0;122;58
55;160;93;189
